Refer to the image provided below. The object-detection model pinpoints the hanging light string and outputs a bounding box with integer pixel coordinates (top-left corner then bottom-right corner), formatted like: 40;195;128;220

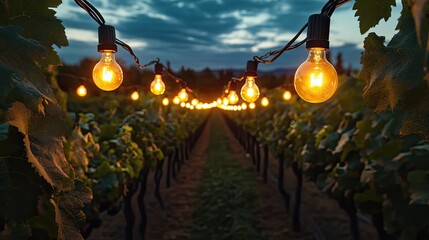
73;0;159;73
253;0;351;64
73;0;200;98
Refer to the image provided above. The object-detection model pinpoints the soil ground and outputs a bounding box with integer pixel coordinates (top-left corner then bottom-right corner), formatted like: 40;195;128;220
87;111;378;240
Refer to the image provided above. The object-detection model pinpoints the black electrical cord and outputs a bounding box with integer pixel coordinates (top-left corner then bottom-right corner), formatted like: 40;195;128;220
254;0;351;64
73;0;198;97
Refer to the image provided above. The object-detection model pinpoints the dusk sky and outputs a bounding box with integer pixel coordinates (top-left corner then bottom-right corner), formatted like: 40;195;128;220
56;0;401;71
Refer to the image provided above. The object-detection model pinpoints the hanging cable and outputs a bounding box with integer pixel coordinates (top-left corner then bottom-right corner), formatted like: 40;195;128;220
253;0;351;65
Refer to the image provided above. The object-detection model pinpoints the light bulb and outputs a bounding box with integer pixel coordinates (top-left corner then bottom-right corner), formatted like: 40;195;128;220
227;90;239;105
180;102;186;107
294;48;338;103
197;103;202;109
217;98;222;105
93;52;123;91
173;96;181;105
222;97;229;106
178;89;188;102
162;97;169;106
261;97;269;107
241;102;247;110
191;98;199;106
249;102;256;109
238;106;242;111
283;90;292;101
190;105;195;110
186;103;191;108
76;85;87;97
130;91;139;101
150;74;166;95
240;77;260;103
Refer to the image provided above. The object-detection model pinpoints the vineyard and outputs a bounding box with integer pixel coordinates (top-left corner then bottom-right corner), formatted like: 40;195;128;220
2;0;429;240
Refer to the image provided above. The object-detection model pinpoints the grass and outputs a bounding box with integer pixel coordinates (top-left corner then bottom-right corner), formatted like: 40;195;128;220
189;115;265;240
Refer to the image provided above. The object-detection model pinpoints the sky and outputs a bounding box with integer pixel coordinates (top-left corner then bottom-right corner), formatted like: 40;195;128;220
56;0;401;71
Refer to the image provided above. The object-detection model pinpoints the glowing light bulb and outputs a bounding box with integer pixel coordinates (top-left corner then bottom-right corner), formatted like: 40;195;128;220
261;97;269;107
217;98;222;105
227;90;239;105
130;91;139;101
240;76;260;103
93;52;123;91
241;102;247;110
283;90;292;101
185;103;191;108
162;97;169;106
173;96;181;105
178;89;188;102
191;98;199;106
150;74;166;95
222;97;229;106
294;48;338;103
249;102;256;109
76;85;87;97
180;102;186;107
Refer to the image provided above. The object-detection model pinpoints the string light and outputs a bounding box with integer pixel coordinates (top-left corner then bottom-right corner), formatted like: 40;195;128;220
241;102;247;110
76;84;87;97
130;90;140;101
191;98;199;106
92;25;123;91
283;90;292;101
150;63;166;95
162;97;169;106
180;102;186;107
178;88;189;102
222;97;229;106
249;102;256;109
173;96;181;105
294;15;338;103
261;96;269;107
241;61;260;103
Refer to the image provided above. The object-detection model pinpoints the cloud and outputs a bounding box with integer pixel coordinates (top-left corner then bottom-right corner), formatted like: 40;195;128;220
56;0;400;70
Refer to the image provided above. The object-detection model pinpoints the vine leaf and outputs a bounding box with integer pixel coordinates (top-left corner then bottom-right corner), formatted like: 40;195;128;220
353;0;396;34
359;6;426;112
5;102;74;190
51;180;92;240
0;26;55;109
0;0;68;67
411;0;429;46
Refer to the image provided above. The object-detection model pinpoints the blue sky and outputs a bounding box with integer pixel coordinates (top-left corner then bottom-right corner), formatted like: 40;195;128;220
56;0;401;71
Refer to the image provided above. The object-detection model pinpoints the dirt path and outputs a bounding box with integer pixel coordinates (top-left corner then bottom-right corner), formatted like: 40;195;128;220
220;112;378;240
145;116;212;240
87;111;378;240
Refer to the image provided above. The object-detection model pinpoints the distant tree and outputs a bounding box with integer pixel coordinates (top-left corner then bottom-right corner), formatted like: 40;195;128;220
335;52;345;75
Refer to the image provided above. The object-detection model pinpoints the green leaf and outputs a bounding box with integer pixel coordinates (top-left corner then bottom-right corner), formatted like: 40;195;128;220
410;0;429;46
359;6;426;112
353;0;396;34
407;170;429;205
51;180;92;240
5;102;74;190
0;0;68;67
0;26;57;111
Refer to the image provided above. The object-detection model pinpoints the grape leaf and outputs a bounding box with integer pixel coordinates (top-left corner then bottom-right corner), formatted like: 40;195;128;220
5;102;74;190
0;26;55;110
0;0;68;67
51;180;92;240
353;0;396;34
359;6;426;112
410;0;429;46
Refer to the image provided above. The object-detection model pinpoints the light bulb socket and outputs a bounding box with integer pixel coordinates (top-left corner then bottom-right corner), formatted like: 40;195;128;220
98;25;117;52
154;63;163;75
245;60;258;78
306;14;330;50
